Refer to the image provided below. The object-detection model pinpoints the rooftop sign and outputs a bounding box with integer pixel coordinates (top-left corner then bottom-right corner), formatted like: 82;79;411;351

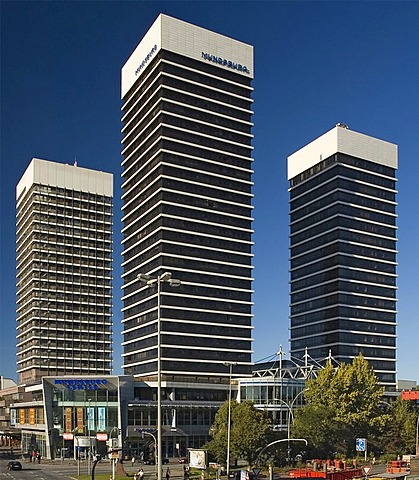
54;379;108;390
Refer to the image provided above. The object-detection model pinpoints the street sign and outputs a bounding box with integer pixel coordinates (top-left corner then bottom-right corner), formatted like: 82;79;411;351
362;466;372;476
253;468;261;477
356;438;366;452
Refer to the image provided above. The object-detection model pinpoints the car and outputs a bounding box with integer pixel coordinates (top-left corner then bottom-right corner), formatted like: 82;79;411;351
7;461;22;471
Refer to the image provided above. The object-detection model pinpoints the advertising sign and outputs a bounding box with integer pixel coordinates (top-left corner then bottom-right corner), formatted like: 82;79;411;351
97;407;106;431
189;449;207;469
76;407;84;433
65;407;72;432
10;408;16;427
29;408;35;425
87;407;95;432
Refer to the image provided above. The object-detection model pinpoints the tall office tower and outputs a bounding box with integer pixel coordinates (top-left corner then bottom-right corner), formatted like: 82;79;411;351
16;158;113;385
288;125;398;388
121;15;254;380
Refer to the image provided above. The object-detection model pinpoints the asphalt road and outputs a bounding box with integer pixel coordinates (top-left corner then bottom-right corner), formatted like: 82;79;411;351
0;454;186;480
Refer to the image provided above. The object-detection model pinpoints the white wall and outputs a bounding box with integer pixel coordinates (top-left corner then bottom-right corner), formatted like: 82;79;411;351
16;158;113;204
121;14;253;98
287;126;398;180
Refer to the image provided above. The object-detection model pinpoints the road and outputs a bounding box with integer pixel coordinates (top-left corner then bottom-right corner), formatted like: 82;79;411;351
0;454;186;480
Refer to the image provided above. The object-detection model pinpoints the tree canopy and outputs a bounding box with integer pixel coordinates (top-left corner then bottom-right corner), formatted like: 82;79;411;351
292;354;390;456
205;400;271;467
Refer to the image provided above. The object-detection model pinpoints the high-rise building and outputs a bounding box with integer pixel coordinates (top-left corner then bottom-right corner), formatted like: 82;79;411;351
16;158;113;385
287;125;398;387
120;15;254;381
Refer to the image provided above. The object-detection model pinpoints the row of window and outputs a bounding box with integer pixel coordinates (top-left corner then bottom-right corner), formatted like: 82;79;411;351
291;227;396;258
123;165;251;213
291;279;396;304
124;294;252;321
291;241;396;270
291;305;396;326
291;254;396;281
291;215;396;246
291;344;396;360
124;309;251;332
291;318;396;338
291;292;396;315
290;189;396;223
123;215;251;254
124;357;250;376
290;177;396;211
291;332;396;350
290;162;396;200
290;153;395;187
291;267;396;291
123;230;251;271
291;202;396;234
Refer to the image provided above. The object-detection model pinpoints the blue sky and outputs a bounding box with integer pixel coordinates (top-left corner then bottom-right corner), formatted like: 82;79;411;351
1;1;418;382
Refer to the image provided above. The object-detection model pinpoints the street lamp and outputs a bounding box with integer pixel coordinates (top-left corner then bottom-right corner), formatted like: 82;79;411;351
139;429;158;478
87;398;93;474
274;389;307;463
138;272;181;480
72;427;81;476
224;362;237;476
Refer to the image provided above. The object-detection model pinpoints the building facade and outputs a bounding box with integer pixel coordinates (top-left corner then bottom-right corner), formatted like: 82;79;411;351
10;375;131;460
120;15;254;381
287;125;398;388
16;159;113;385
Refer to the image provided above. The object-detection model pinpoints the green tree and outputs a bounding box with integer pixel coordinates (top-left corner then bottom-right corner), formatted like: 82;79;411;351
379;398;419;455
292;404;344;458
205;400;271;467
292;354;389;456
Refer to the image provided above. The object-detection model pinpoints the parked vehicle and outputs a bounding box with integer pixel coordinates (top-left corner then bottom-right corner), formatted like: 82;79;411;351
7;461;22;471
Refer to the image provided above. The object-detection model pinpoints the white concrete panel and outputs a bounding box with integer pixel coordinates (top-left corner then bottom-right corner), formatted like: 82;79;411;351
121;14;253;99
287;126;398;180
17;158;113;201
121;16;162;99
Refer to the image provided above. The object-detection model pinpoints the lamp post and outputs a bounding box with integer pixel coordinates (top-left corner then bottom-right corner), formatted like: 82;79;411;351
72;428;81;477
224;362;237;476
138;272;181;480
274;389;307;463
109;426;119;480
140;430;158;479
87;398;92;474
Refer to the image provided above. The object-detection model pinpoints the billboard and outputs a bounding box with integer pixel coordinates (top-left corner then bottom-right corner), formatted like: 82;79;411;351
189;449;207;469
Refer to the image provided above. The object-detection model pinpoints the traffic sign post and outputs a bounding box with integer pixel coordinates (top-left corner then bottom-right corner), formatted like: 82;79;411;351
362;466;372;479
356;438;367;462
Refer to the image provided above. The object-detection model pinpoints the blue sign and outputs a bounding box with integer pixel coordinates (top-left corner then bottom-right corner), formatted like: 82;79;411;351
201;52;250;74
356;438;366;452
54;379;107;390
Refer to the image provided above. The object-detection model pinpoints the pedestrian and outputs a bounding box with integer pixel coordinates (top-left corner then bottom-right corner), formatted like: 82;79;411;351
132;456;136;467
166;467;171;480
139;467;144;480
37;453;41;464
